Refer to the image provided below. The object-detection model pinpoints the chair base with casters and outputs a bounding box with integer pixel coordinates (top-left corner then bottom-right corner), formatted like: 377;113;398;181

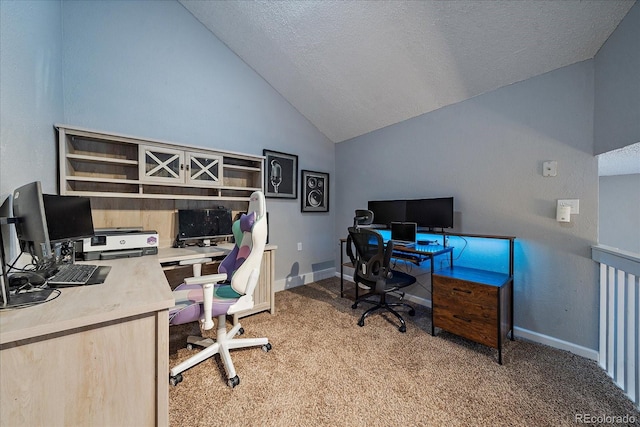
351;271;416;333
169;268;272;388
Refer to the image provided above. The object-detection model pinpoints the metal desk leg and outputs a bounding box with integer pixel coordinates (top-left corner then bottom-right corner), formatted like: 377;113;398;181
340;241;344;298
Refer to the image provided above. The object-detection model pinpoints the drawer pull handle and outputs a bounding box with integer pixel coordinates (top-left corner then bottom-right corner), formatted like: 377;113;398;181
453;287;472;294
453;314;472;323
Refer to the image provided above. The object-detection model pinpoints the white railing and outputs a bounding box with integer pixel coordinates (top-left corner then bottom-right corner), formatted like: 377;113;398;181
592;245;640;410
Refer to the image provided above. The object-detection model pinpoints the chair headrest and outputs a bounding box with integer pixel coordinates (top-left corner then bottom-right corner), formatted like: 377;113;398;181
354;209;374;226
248;191;266;221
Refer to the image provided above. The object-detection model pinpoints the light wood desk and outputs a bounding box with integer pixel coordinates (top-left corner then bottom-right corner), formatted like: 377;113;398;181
0;256;174;427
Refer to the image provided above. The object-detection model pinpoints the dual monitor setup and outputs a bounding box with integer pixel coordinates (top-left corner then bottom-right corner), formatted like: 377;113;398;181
366;197;454;246
1;181;107;307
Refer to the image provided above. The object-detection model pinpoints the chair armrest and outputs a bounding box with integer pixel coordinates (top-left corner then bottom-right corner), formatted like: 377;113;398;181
184;273;227;330
184;273;227;286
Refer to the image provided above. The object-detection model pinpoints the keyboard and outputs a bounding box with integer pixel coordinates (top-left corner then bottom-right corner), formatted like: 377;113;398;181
47;264;98;286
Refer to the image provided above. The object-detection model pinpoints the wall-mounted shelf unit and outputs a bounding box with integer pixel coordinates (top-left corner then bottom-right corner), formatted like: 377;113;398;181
56;125;264;201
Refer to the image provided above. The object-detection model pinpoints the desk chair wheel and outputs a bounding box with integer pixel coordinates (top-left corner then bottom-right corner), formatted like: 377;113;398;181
409;308;416;316
399;324;407;333
238;327;245;336
186;343;193;351
262;343;272;352
351;303;358;309
357;319;365;327
228;375;240;388
169;373;183;386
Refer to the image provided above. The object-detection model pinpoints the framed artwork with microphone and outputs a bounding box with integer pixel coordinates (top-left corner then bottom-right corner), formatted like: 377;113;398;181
301;170;329;213
263;149;298;199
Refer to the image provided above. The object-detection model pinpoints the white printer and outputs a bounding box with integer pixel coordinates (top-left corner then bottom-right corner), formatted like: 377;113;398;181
81;228;159;260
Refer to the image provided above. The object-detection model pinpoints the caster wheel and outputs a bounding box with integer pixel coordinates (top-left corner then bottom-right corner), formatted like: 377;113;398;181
186;344;193;351
262;343;272;352
409;309;416;316
399;325;407;333
237;327;245;336
228;375;240;388
351;303;358;309
169;373;183;386
357;319;365;327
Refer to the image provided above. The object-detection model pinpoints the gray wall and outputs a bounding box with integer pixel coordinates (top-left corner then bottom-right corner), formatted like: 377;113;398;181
0;0;336;286
594;2;640;155
336;61;599;349
0;0;64;197
599;174;640;253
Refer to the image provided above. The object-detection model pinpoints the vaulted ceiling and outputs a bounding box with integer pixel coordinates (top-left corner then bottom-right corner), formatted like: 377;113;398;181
180;0;634;145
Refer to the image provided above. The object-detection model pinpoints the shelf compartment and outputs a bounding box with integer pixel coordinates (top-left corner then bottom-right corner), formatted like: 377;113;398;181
223;167;261;189
223;157;262;169
65;179;141;195
67;135;138;162
66;158;138;181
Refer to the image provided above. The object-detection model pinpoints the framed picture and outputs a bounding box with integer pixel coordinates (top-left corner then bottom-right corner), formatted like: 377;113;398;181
301;170;329;212
263;149;298;199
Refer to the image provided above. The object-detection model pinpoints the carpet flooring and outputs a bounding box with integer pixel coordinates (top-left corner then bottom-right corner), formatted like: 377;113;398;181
168;277;639;426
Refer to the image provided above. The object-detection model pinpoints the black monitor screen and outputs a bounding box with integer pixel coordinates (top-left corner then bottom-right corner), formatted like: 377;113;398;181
406;197;454;229
367;200;406;227
12;181;52;260
43;194;95;242
177;208;233;241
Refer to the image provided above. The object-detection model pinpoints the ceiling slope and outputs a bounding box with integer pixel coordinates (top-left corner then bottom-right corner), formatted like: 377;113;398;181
180;0;634;143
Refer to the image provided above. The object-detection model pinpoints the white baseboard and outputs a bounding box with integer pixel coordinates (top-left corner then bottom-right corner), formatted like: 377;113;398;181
329;271;598;361
274;267;336;292
513;327;598;361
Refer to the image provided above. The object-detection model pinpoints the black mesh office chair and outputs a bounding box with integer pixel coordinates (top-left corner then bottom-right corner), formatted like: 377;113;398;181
346;225;417;332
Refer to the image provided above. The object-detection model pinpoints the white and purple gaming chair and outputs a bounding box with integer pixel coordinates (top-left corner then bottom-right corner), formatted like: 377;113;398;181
169;191;270;388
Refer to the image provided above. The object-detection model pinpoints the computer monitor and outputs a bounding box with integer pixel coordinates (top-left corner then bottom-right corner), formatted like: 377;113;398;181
406;197;454;230
177;208;233;243
367;200;406;227
43;194;95;242
12;181;52;261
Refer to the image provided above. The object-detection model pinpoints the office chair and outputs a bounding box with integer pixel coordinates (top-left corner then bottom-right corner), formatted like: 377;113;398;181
347;225;416;333
169;191;270;388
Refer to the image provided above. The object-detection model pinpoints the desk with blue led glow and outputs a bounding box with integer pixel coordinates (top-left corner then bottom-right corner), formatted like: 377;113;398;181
340;230;515;363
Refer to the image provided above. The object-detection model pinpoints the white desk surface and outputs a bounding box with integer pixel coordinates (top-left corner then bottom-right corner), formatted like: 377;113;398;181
0;255;174;345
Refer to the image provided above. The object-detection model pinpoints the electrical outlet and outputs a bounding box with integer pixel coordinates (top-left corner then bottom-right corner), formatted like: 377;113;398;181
297;242;302;251
543;161;558;177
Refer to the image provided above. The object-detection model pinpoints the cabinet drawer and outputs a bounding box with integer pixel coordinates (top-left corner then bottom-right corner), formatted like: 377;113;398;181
432;276;500;348
433;275;498;309
433;308;498;348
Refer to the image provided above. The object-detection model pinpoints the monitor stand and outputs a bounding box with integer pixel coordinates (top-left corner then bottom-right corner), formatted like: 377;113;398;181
2;288;54;308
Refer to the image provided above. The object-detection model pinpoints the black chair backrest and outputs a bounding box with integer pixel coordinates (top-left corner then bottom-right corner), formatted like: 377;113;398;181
347;226;393;283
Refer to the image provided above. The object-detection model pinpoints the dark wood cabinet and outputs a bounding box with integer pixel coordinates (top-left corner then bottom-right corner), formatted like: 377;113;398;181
431;234;515;364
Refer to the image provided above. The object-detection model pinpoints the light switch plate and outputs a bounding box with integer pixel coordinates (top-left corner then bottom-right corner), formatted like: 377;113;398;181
557;199;579;214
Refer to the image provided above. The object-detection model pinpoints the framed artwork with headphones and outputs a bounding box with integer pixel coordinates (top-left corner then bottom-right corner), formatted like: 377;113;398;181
263;149;298;199
301;170;329;212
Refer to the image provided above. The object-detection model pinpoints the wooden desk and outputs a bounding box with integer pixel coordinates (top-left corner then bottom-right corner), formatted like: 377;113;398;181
0;256;174;427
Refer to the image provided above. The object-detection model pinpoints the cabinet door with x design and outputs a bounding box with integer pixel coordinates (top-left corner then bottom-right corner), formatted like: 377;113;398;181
139;145;223;187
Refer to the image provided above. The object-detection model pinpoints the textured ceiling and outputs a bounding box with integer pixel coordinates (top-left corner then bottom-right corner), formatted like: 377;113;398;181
598;142;640;176
179;0;634;144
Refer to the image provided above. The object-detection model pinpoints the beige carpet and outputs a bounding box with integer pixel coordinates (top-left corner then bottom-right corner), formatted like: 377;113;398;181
169;278;640;426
